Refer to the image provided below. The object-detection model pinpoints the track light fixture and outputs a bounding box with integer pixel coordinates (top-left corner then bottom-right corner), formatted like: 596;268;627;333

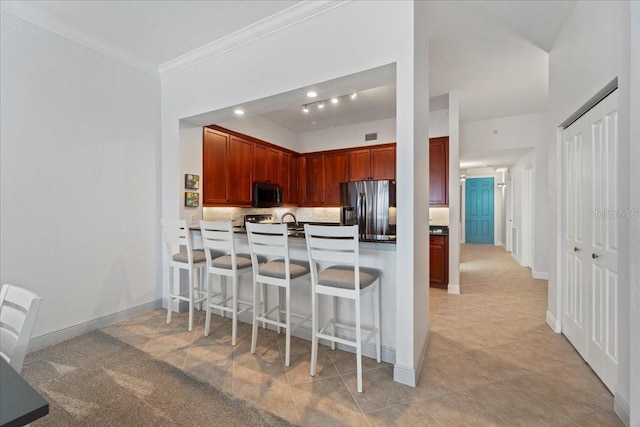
301;92;357;113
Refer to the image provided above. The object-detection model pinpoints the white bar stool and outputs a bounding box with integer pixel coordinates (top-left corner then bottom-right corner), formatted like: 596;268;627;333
245;223;311;367
0;284;42;373
200;220;259;345
161;219;207;332
304;224;381;393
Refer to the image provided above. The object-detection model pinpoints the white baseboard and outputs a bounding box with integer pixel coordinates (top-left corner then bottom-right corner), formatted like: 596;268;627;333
495;242;505;247
532;270;549;280
613;393;630;426
511;253;522;265
546;310;562;333
447;284;460;295
393;363;417;387
29;299;163;352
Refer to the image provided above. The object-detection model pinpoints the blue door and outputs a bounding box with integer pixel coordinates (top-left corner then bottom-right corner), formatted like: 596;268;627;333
465;177;494;244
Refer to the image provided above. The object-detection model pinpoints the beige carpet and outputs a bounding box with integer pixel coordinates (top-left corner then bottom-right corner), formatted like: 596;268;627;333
22;331;292;426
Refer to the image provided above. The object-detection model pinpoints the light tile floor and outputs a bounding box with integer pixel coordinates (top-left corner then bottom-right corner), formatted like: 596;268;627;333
102;244;623;426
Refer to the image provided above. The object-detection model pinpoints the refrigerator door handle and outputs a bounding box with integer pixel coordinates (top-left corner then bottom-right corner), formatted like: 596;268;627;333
358;193;366;234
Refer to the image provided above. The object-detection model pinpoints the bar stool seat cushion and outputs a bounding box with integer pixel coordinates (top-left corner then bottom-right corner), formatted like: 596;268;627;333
259;259;310;279
212;253;251;269
318;265;379;289
173;249;206;263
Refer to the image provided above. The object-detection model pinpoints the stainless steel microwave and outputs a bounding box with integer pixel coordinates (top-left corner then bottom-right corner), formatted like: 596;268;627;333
252;182;282;208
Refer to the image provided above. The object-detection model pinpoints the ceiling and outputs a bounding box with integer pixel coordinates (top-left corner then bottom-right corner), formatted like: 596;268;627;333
11;0;578;166
20;0;298;67
460;147;534;170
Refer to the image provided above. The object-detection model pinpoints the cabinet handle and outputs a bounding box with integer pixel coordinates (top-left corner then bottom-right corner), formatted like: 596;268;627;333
592;253;599;259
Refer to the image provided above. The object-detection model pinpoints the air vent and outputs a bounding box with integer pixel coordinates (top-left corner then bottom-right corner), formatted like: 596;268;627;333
365;132;378;141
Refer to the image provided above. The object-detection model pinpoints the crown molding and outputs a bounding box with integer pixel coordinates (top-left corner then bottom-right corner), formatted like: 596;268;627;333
1;1;158;77
158;0;351;78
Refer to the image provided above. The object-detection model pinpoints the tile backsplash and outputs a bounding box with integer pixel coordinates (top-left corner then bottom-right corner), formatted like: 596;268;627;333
429;207;449;226
202;207;341;224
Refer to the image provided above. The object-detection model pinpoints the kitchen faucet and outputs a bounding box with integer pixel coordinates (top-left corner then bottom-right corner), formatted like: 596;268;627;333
281;212;298;226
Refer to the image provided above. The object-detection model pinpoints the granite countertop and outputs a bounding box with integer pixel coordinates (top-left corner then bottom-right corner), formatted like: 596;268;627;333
429;226;449;236
191;223;396;244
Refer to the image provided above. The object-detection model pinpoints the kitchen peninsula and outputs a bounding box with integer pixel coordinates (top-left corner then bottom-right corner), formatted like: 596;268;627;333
191;219;397;363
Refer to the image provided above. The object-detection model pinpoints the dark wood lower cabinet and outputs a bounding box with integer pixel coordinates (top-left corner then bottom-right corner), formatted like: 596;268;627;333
430;235;449;288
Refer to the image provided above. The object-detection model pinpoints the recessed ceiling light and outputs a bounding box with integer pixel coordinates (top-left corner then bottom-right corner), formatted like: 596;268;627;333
318;102;325;109
302;105;309;113
331;98;339;104
234;109;244;115
307;91;318;98
350;93;357;100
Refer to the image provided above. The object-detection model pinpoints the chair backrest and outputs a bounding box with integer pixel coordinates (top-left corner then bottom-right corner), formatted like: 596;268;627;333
304;224;360;290
199;220;236;268
161;219;194;264
0;284;41;373
245;223;289;258
304;224;359;265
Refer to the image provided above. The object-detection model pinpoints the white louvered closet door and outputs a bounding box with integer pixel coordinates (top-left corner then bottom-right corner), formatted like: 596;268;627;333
562;90;618;393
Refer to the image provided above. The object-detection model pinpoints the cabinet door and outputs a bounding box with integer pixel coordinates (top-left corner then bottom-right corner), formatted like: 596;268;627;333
429;137;449;205
324;152;348;206
348;148;371;181
290;156;299;205
303;154;325;205
253;144;267;183
429;236;447;287
266;148;280;183
227;136;253;204
279;152;291;203
202;128;229;204
372;146;395;180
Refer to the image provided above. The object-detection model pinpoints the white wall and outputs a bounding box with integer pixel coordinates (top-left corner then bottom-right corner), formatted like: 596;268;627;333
461;112;548;275
297;117;395;152
548;1;633;422
179;123;203;227
0;11;161;339
161;1;429;386
429;108;449;137
218;114;298;151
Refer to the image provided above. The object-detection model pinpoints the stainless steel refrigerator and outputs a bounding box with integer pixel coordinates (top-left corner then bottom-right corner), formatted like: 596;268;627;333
340;180;396;239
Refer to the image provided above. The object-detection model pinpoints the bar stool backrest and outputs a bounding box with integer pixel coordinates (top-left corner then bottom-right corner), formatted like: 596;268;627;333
0;284;41;373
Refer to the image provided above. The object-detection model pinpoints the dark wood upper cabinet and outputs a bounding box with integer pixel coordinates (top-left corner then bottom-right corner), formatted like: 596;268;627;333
429;137;449;206
348;144;395;181
202;128;252;205
202;128;230;204
227;136;253;204
290;156;299;205
371;145;396;180
303;154;325;206
279;152;291;202
253;144;267;183
348;149;372;181
266;148;280;184
324;152;348;206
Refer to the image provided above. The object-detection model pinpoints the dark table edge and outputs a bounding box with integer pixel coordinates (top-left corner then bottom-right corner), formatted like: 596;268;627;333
3;404;49;427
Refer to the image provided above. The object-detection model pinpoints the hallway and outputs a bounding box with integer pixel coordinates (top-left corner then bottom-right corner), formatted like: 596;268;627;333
419;244;622;426
83;244;623;426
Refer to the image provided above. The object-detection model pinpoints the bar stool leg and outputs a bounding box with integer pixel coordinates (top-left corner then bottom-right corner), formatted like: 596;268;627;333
285;285;291;367
251;279;260;354
232;274;238;346
310;290;319;376
167;266;175;325
188;268;195;332
374;284;381;363
330;296;336;350
204;271;212;336
355;296;363;393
